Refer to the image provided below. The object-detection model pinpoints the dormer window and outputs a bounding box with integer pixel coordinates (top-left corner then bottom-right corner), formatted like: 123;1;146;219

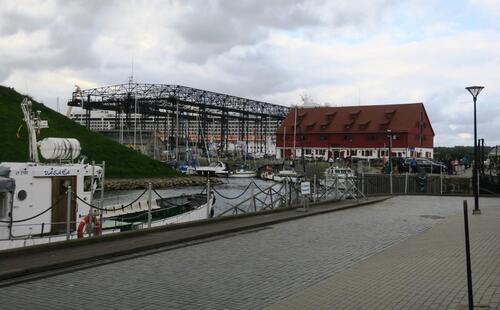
358;120;371;130
319;121;330;130
349;110;361;119
384;109;396;119
325;111;336;120
305;122;316;131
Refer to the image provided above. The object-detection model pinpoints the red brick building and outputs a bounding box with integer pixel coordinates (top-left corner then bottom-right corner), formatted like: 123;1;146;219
276;103;434;160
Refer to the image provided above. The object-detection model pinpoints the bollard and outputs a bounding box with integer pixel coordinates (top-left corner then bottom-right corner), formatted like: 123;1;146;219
147;182;152;228
66;185;72;241
463;200;474;310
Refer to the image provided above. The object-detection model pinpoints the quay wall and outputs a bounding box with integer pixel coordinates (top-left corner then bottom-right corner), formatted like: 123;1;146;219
105;176;218;190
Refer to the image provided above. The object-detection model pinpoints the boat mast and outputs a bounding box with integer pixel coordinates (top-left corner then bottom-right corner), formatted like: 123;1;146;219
175;101;179;161
21;98;47;163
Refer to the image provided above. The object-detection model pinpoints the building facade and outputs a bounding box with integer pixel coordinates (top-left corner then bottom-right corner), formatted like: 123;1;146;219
70;109;278;156
276;103;434;160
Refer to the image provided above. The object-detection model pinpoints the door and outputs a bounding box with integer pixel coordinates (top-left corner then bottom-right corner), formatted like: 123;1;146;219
51;176;77;234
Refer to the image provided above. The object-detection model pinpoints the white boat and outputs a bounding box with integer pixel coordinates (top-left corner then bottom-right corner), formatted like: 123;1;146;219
196;161;228;176
0;98;216;250
260;170;275;181
273;169;300;183
102;193;215;231
320;166;355;190
0;98;104;250
228;165;257;178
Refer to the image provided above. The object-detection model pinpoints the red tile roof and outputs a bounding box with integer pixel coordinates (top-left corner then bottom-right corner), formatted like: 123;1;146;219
278;103;434;135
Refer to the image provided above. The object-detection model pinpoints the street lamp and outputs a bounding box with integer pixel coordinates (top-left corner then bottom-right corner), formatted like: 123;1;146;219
466;86;484;215
387;129;393;173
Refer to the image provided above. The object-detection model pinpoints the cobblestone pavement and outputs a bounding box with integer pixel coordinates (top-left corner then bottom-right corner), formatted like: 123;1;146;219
0;196;490;309
267;197;500;310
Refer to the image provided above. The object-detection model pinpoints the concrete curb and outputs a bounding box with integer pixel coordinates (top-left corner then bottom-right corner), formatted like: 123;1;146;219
0;197;390;282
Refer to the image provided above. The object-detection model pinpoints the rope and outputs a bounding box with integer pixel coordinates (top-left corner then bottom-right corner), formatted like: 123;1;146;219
152;188;204;207
0;196;65;223
211;182;252;200
76;189;148;211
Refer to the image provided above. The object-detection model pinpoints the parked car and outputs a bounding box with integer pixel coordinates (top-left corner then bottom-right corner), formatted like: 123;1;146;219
401;158;447;173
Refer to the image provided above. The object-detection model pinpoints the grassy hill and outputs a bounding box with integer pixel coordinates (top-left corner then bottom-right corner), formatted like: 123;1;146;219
0;85;180;179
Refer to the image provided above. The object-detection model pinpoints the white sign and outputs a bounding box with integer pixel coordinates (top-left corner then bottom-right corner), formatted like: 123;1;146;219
300;182;311;195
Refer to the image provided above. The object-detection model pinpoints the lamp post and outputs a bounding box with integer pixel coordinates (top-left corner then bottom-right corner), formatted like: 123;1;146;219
387;129;393;173
466;86;484;215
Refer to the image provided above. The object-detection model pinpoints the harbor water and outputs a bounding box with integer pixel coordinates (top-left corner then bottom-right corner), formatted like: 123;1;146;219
101;178;282;216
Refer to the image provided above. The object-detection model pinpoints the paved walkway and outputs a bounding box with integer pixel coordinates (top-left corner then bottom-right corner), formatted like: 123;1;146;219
267;198;500;310
0;196;387;282
0;196;489;309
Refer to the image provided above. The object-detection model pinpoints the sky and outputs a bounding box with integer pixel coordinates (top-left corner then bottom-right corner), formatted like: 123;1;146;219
0;0;499;147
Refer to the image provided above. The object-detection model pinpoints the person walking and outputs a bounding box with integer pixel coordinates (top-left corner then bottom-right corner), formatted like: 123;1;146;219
410;157;418;173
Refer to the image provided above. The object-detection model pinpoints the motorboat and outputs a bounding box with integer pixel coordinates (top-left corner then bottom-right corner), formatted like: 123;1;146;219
178;164;197;175
273;169;300;183
0;98;104;250
260;170;274;181
101;193;215;231
0;98;216;250
228;165;257;178
320;166;355;190
196;161;228;176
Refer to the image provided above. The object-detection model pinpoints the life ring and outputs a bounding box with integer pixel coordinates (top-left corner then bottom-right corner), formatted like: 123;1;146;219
77;215;102;239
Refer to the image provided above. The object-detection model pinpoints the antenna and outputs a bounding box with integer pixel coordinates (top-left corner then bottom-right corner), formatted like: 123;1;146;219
128;56;134;85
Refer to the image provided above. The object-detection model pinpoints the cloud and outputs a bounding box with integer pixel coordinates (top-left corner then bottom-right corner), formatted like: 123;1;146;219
0;0;499;146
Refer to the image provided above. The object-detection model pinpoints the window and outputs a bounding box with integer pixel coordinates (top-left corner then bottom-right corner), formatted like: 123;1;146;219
320;135;327;141
17;190;27;201
84;176;92;192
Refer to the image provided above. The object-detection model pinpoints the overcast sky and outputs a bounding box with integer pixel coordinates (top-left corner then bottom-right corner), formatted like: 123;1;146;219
1;0;499;146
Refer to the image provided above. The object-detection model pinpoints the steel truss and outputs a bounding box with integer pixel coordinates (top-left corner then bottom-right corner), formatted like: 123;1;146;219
69;83;289;155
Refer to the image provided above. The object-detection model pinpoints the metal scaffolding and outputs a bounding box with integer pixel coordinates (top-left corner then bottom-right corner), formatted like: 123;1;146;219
68;83;289;156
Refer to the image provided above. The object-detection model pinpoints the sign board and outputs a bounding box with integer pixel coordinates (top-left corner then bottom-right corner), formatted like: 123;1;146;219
300;182;311;195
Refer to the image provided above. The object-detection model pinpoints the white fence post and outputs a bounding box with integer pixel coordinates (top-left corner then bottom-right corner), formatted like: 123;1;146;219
66;185;72;241
147;182;152;228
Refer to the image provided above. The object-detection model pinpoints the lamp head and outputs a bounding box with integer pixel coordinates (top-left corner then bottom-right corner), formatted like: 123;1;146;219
466;86;484;99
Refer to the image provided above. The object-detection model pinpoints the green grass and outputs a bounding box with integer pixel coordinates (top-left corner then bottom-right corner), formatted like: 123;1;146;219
0;85;181;179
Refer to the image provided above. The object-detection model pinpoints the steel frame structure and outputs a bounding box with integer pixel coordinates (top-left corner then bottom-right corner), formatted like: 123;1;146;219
69;83;289;155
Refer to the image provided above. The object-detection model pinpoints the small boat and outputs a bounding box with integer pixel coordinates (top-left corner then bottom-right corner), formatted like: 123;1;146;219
260;170;274;181
178;164;197;175
102;193;215;231
320;166;355;190
273;169;300;183
195;161;228;176
228;165;257;178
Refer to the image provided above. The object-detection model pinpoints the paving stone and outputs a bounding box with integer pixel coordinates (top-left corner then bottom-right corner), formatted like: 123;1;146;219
1;196;499;309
